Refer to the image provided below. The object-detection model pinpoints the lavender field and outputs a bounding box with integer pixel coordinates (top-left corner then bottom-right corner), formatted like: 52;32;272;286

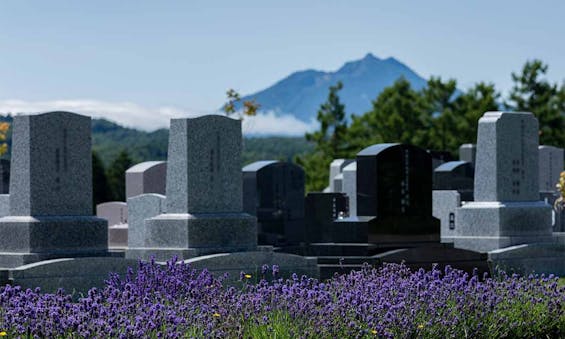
0;259;563;338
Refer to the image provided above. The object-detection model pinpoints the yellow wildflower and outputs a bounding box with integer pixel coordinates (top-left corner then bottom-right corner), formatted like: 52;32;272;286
418;324;424;329
213;312;220;318
371;329;377;335
0;331;7;336
244;274;252;279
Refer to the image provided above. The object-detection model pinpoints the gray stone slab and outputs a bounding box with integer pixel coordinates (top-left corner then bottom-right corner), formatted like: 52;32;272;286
342;161;357;216
166;115;242;213
328;159;354;192
474;112;539;202
433;161;474;191
126;193;166;253
488;243;565;276
125;161;167;199
0;159;9;194
96;201;128;226
0;194;9;217
538;145;564;193
333;173;344;193
108;224;128;249
432;190;461;243
9;111;93;216
458;144;476;165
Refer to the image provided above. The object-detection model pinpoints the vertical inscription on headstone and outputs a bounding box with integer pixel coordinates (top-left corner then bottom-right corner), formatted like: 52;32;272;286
63;128;68;171
400;149;410;214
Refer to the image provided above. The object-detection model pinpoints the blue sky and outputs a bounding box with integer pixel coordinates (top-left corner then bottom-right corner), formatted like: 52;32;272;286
1;0;564;134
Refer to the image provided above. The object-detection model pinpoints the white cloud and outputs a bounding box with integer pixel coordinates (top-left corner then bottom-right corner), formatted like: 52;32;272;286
0;99;317;136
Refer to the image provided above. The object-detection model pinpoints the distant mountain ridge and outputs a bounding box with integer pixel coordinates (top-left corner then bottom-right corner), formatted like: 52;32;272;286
240;53;427;122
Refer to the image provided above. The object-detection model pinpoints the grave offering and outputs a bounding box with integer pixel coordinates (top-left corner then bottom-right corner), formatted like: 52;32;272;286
459;143;477;166
453;112;553;253
125;161;167;199
129;115;257;261
242;160;305;245
342;161;357;216
96;201;128;249
0;111;108;268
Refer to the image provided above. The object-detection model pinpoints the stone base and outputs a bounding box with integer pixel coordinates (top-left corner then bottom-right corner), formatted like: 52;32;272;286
0;216;109;268
126;212;257;261
453;201;553;252
332;216;372;243
368;216;440;245
108;224;128;249
489;243;565;276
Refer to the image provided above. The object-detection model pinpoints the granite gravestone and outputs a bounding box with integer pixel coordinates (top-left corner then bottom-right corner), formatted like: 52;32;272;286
97;201;128;248
459;144;477;166
0;112;108;268
125;161;167;199
538;145;564;231
327;159;354;192
333;173;344;193
342;161;357;216
433;161;474;195
0;159;9;194
125;193;166;259
242;160;305;245
304;192;348;243
453;112;553;253
128;115;257;261
428;150;454;170
355;143;439;244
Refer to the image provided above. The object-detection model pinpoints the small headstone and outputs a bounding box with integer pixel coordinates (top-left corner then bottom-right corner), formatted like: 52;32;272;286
125;161;167;199
96;202;128;226
459;144;477;166
125;194;166;259
242;160;305;245
428;150;454;170
538;145;564;193
342;161;357;216
454;112;553;253
328;159;354;192
433;161;474;192
0;112;108;268
432;190;461;243
0;159;9;194
304;192;348;243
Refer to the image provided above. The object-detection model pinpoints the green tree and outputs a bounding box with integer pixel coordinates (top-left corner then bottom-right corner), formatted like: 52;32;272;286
92;150;111;210
296;81;351;192
106;150;134;202
507;60;565;146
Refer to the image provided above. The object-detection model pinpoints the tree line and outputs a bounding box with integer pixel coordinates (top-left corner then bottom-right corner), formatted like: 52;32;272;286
296;60;565;192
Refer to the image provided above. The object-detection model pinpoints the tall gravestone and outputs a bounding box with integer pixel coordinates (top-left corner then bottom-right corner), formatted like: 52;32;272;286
125;161;167;199
242;160;305;245
453;112;553;252
127;115;256;261
0;112;108;268
355;143;439;244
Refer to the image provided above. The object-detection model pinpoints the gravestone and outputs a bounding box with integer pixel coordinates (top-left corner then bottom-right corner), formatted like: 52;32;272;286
428;150;454;170
242;160;305;245
125;194;166;259
433;161;475;194
432;190;461;243
333;173;344;192
355;143;440;244
459;144;477;166
0;159;9;194
96;201;128;249
130;115;257;261
125;161;167;199
304;192;348;243
538;145;564;231
328;159;354;192
342;161;357;216
0;111;108;268
453;112;553;253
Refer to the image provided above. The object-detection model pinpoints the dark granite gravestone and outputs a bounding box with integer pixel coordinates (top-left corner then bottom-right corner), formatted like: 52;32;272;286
242;160;305;245
428;150;454;170
356;143;440;244
0;112;108;268
433;160;475;195
304;193;348;243
0;159;9;194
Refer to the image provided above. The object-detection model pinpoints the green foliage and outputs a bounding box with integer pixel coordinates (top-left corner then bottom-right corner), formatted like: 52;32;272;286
296;81;352;192
92;150;111;210
106;150;134;202
507;59;565;146
223;88;260;119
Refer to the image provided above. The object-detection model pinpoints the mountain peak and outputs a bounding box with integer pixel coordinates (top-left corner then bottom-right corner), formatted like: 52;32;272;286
362;53;380;62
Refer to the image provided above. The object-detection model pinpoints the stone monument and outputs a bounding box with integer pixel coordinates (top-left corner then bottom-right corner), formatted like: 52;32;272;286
0;111;108;268
125;161;167;199
453;112;553;253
